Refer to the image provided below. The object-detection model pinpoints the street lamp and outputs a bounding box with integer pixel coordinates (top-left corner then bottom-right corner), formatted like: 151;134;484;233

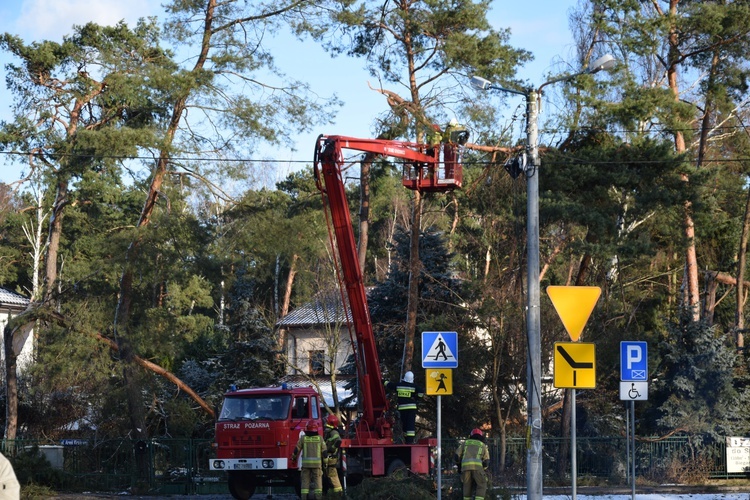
471;53;616;500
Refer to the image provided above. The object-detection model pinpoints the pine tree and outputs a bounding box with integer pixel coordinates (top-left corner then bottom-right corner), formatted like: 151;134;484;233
368;225;482;436
318;0;530;372
647;308;750;444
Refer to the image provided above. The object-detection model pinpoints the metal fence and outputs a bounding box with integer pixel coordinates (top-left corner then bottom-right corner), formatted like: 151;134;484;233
0;435;744;495
478;436;738;490
1;438;225;495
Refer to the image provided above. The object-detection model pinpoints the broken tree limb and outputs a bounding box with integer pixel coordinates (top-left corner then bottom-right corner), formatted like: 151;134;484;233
5;307;215;419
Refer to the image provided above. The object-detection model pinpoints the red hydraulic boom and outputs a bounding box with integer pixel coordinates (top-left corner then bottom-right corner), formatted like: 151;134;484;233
312;134;466;444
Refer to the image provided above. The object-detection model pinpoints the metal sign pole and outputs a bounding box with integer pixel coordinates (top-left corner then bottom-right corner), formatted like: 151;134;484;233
437;395;442;500
571;388;577;500
625;402;630;484
631;400;636;500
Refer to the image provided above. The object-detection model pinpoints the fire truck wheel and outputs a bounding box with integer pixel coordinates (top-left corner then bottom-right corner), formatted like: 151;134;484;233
227;471;256;500
386;458;407;478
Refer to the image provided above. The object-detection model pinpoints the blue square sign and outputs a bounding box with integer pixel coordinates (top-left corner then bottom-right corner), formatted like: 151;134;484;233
422;332;458;368
620;341;648;382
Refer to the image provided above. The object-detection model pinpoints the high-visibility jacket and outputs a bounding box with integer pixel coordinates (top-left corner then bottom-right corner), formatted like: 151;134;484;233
295;434;323;469
324;426;341;466
325;427;341;456
457;438;489;471
385;380;423;411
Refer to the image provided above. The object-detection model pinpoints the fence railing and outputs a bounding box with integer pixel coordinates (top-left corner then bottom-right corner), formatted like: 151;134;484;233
2;438;225;495
1;435;744;494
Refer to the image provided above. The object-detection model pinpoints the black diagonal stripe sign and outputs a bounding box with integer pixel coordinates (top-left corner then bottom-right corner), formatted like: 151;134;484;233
554;342;596;388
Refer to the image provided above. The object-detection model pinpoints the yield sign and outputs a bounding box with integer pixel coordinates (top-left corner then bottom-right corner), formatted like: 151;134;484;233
547;286;601;341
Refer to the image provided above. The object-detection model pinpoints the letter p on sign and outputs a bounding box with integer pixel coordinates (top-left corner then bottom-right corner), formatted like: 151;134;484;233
627;345;641;368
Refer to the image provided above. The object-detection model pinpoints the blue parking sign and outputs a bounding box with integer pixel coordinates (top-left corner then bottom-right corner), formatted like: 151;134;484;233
620;341;647;381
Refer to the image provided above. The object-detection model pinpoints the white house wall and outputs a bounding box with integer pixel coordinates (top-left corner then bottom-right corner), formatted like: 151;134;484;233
286;327;353;376
0;309;34;372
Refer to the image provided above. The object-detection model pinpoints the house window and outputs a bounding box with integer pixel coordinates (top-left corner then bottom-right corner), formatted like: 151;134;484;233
309;350;325;375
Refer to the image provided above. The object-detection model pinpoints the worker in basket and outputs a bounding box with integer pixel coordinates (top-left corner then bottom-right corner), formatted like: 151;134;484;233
384;370;424;444
292;421;324;500
455;428;490;500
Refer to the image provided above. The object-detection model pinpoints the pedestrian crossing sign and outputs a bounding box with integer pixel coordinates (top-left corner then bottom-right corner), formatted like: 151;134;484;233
426;369;453;395
422;331;458;368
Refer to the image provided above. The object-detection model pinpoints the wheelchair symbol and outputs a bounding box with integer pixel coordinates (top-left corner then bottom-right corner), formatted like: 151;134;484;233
628;383;641;399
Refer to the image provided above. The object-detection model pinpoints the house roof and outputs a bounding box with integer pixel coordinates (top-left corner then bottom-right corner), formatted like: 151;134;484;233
276;295;351;327
276;288;374;328
0;287;30;310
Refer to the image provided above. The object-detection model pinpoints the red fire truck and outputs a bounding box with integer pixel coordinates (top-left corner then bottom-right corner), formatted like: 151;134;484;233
209;130;467;499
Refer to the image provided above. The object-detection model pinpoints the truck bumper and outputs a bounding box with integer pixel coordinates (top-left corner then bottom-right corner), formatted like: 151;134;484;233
210;457;289;471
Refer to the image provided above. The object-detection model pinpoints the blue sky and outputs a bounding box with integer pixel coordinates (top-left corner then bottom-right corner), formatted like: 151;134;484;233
0;0;580;185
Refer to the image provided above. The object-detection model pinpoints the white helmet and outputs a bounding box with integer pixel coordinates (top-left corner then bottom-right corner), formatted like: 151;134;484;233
403;371;414;383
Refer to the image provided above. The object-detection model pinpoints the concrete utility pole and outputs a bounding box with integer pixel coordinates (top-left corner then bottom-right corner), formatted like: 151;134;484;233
470;53;616;500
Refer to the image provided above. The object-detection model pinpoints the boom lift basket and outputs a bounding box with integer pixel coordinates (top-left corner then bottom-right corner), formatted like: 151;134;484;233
401;141;464;192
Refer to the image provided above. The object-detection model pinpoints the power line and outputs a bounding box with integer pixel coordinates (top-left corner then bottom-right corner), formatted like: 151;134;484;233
533;124;748;135
2;149;750;169
0;150;312;164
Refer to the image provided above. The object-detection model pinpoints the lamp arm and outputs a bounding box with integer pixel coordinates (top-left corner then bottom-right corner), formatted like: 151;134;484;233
537;70;587;93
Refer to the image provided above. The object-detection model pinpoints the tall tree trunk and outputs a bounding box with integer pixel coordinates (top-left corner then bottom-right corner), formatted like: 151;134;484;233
5;186;47;441
3;325;18;445
358;159;371;276
667;0;700;322
43;177;69;304
704;271;718;326
736;176;750;348
484;246;492;282
114;0;216;451
281;254;299;319
9;172;69;443
358;127;403;278
448;192;459;248
277;254;299;359
402;191;422;373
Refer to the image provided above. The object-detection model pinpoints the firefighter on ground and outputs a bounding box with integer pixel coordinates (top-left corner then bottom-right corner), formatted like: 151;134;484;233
323;413;343;496
384;370;424;444
292;421;324;500
455;428;490;500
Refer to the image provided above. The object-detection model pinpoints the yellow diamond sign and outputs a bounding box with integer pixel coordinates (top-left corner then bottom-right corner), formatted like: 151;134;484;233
547;286;601;341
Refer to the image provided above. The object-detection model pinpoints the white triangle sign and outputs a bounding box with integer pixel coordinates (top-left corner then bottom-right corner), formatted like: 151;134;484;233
424;333;457;364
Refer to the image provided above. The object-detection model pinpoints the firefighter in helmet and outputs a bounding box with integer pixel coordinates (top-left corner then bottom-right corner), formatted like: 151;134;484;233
455;428;490;500
323;414;343;496
292;421;324;499
384;370;424;443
